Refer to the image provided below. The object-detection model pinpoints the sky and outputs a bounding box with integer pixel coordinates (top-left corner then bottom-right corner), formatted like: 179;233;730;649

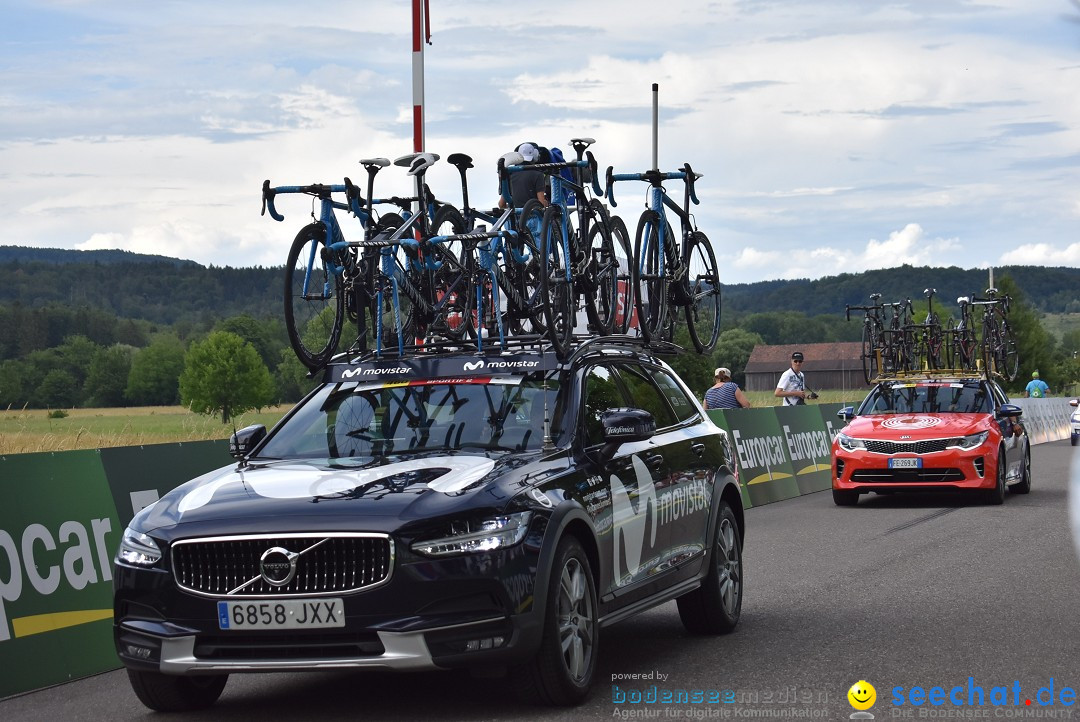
2;0;1079;285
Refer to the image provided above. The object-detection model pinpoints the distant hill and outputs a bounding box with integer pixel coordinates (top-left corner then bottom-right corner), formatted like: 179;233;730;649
0;245;201;267
1;246;1076;326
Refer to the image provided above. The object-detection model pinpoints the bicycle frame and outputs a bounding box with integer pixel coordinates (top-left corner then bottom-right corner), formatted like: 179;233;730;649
607;167;699;280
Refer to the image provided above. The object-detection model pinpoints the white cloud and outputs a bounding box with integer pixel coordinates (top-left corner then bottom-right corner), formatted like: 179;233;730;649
999;242;1080;266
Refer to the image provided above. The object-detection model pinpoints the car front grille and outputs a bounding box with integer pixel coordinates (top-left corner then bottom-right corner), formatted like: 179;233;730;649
172;533;393;597
851;468;965;483
863;438;953;455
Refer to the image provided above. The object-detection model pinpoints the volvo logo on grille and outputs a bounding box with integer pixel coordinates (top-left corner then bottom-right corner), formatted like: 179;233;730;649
260;547;300;586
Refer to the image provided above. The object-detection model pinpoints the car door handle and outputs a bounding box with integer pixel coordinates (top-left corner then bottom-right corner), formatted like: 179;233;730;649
691;442;705;457
644;453;665;472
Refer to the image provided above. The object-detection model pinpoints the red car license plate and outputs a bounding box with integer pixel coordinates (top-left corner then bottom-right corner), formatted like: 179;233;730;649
889;458;922;469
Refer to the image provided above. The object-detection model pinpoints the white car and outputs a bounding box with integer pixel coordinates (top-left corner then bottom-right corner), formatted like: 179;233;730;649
1071;398;1079;446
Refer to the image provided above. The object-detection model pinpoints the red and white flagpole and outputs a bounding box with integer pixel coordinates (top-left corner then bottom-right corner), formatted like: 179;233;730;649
411;0;430;153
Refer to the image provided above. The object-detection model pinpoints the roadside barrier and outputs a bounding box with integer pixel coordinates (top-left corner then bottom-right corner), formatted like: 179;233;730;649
0;400;1071;700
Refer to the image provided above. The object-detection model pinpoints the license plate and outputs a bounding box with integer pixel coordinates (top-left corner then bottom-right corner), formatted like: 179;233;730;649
217;598;344;630
889;458;922;469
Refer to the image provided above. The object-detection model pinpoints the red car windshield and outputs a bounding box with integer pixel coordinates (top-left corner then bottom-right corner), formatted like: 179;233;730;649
858;382;992;415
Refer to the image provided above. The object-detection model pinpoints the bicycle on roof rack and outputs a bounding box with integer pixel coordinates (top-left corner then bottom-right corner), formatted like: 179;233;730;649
605;161;721;353
915;287;946;372
504;138;631;360
975;287;1018;381
946;293;979;374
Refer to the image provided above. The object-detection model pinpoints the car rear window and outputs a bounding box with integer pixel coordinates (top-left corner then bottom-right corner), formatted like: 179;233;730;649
859;383;992;415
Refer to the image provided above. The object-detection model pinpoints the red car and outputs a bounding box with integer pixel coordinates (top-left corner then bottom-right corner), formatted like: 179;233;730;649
831;377;1030;506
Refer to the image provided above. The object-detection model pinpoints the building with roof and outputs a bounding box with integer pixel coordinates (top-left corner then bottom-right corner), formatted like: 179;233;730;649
744;342;865;392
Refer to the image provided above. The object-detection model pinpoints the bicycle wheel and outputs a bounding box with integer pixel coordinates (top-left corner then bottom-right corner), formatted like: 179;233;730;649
519;198;546;238
539;208;574;359
423;208;469;343
608;214;634;334
284;222;344;370
633;210;668;342
684;231;721;353
861;322;878;384
997;320;1019;381
506;225;545;337
374;259;415;356
980;319;995;376
583;204;618;336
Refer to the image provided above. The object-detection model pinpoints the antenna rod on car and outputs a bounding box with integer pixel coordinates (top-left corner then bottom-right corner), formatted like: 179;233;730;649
651;83;659;173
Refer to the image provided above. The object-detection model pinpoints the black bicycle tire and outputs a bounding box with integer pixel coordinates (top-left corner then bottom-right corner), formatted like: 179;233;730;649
633;210;668;342
518;198;546;237
539;207;573;359
684;231;721;353
998;320;1019;381
508;225;544;337
861;322;876;384
606;214;635;335
284;222;344;369
583;207;618;336
375;256;415;356
424;209;470;343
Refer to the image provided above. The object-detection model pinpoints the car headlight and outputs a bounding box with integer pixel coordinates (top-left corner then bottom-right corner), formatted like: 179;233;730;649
412;511;532;557
837;433;866;452
950;431;989;450
116;527;162;567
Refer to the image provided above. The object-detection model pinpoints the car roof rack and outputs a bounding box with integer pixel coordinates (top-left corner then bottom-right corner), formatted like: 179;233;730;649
872;367;998;383
566;335;684;365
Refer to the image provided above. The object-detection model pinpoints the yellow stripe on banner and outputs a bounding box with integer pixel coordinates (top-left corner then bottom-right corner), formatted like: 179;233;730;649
796;462;831;474
747;471;794;485
12;609;113;638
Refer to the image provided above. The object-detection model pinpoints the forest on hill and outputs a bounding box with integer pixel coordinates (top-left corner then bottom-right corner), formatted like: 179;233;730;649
1;245;1077;412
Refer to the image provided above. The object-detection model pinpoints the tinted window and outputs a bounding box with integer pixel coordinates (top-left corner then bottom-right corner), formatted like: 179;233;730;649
648;367;699;424
858;383;992;414
615;364;678;429
582;365;628;447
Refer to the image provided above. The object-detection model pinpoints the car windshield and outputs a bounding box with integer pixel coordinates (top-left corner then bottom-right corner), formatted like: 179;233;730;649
858;382;992;415
257;372;564;460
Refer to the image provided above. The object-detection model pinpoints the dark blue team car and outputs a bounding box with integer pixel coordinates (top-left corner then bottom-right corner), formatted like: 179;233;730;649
113;340;744;711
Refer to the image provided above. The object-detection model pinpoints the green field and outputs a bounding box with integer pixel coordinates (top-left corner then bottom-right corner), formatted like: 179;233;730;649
0;405;292;455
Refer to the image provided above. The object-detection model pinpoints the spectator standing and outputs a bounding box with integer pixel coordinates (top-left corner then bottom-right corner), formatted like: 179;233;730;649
498;143;549;209
704;367;751;410
1025;371;1050;398
775;351;810;406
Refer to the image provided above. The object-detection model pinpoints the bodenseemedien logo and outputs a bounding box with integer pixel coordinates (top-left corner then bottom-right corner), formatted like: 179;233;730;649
848;680;876;719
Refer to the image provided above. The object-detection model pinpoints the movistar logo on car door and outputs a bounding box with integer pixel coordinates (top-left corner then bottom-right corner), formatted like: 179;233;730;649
609;454;709;587
610;456;658;587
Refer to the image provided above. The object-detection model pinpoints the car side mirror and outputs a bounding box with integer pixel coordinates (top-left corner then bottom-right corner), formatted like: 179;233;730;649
230;424;267;459
1070;399;1079;408
996;404;1023;420
597;408;656;466
837;406;855;421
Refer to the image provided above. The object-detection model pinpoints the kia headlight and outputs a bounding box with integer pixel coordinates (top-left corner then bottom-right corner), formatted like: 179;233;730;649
412;511;532;557
837;433;866;452
949;431;989;450
116;527;163;567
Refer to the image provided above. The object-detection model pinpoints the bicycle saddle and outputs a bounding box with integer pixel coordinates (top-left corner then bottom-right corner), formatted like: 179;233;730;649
360;157;390;168
570;137;596;147
447;153;473;169
393;152;440;175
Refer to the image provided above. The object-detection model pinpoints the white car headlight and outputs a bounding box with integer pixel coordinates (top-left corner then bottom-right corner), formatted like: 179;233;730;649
837;433;866;452
412;511;532;558
116;528;162;567
949;431;989;450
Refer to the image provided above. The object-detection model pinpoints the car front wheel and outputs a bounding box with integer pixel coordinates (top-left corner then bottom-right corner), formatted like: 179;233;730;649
1009;446;1031;494
513;537;598;706
127;670;227;712
984;446;1007;505
677;500;742;634
832;489;859;506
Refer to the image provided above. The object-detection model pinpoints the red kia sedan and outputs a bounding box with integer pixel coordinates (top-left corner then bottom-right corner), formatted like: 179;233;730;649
831;377;1030;506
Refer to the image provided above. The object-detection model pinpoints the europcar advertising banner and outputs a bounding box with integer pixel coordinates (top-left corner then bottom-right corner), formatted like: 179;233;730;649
709;408;799;506
0;451;120;699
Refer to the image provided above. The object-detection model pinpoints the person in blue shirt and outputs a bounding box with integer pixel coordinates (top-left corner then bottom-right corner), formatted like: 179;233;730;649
1025;371;1050;398
703;367;751;409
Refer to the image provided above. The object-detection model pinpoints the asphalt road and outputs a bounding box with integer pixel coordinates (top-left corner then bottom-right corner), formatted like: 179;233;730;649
4;441;1078;721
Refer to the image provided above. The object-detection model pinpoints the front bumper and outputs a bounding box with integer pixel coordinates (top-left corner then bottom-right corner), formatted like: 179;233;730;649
114;537;546;675
832;443;998;494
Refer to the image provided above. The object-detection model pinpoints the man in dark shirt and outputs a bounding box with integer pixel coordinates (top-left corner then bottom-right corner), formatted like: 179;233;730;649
498;143;549;209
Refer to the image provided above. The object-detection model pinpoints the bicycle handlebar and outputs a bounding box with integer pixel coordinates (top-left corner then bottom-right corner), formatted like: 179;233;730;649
605;166;702;207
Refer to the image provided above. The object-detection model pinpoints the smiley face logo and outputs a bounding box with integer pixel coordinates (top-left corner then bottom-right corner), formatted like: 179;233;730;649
847;680;876;710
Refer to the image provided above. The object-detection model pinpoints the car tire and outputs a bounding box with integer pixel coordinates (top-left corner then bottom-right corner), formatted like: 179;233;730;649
127;670;227;712
1009;445;1031;494
832;489;859;506
1071;434;1078;447
677;500;742;634
984;446;1007;505
513;537;598;706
